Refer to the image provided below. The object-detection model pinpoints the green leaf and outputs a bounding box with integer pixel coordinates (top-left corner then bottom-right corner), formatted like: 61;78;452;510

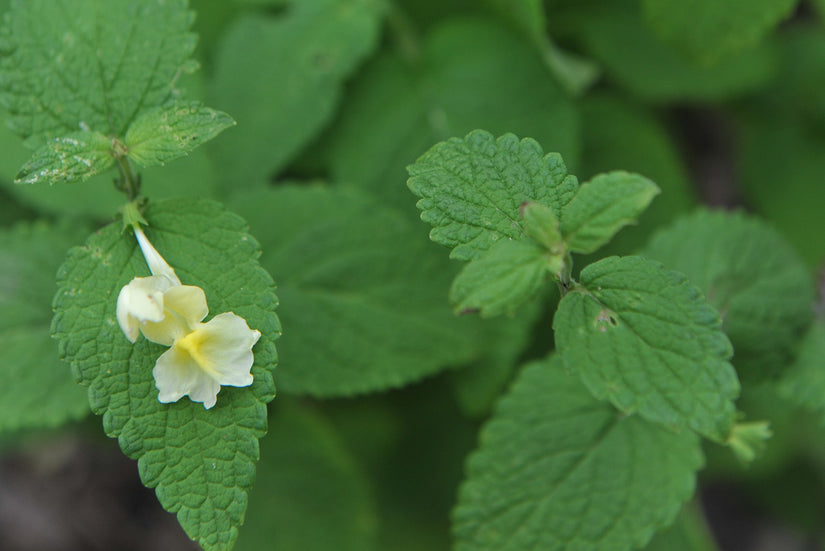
229;185;483;396
578;93;696;255
15;131;114;185
553;256;740;442
124;101;235;168
0;221;88;432
560;171;659;254
560;0;775;102
482;0;599;95
642;209;814;382
449;239;552;318
642;0;796;64
454;356;703;551
407;130;578;261
52;199;280;551
0;0;197;147
780;321;825;424
208;0;385;187
235;402;377;551
325;17;580;211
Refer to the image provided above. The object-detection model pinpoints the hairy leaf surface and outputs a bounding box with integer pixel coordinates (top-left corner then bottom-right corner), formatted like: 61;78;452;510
454;356;703;551
407;130;578;261
125;101;235;167
554;256;739;441
52;199;280;551
560;171;659;254
1;0;197;147
449;239;550;317
643;210;814;382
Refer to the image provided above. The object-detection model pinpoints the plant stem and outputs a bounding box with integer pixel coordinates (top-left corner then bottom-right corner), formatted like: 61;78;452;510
115;155;140;201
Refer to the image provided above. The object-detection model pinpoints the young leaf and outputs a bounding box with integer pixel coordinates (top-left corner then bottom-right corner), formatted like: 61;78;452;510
326;18;580;211
407;130;578;261
642;0;796;64
0;0;197;147
578;94;696;254
553;256;740;442
235;402;377;551
230;185;484;396
449;239;553;318
454;356;703;551
52;199;280;551
124;101;235;167
15;131;114;185
0;221;88;432
642;210;814;382
208;0;386;187
560;171;659;254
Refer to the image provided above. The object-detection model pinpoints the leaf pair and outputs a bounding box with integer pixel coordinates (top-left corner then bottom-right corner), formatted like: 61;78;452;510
1;0;234;186
407;129;659;317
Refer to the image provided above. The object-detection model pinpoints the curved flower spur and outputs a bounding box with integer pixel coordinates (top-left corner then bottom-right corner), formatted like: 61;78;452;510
116;225;260;409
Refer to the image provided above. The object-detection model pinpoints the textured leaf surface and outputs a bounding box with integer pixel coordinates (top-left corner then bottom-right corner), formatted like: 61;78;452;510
326;17;579;211
554;256;740;441
236;403;377;551
643;210;814;382
230;185;483;396
454;356;703;551
560;171;659;254
52;199;280;551
15;131;114;185
0;221;88;432
450;239;550;318
563;0;774;102
208;0;385;187
0;92;218;219
0;0;197;147
407;130;578;261
642;0;796;63
779;322;825;424
125;101;235;167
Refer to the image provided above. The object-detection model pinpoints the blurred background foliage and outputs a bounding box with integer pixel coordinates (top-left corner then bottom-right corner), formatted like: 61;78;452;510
1;0;824;549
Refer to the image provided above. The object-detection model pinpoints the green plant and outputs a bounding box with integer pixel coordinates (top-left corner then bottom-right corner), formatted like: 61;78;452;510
1;1;824;550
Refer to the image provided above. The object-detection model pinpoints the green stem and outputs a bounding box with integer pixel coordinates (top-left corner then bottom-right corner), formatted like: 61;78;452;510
115;155;140;201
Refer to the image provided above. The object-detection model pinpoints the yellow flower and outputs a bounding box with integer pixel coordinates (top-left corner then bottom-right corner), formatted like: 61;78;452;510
116;226;260;409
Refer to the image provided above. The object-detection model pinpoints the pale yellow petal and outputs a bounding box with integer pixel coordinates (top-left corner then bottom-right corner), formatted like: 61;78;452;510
116;275;173;342
153;345;221;409
139;284;207;346
176;312;260;388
